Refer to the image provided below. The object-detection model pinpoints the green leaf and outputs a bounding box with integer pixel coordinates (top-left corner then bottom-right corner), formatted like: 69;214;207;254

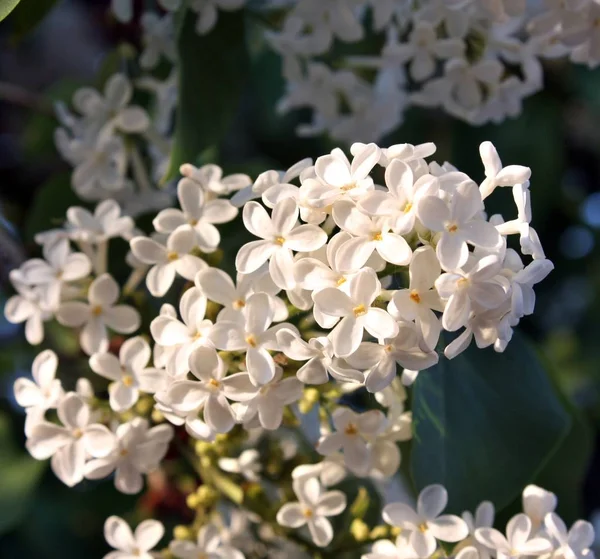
8;0;59;42
163;8;249;182
0;413;46;534
411;333;571;514
24;172;80;241
0;0;20;22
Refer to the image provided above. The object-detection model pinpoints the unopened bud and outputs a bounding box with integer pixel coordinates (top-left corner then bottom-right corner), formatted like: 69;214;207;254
350;518;370;542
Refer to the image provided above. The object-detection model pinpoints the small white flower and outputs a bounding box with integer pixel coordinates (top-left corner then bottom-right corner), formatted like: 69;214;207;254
27;393;115;487
276;476;347;548
153;178;238;252
522;484;557;531
475;513;553;558
169;523;245;559
317;407;386;476
417;182;502;271
67;199;135;243
19;239;91;308
312;268;399;357
103;515;164;559
458;501;496;559
167;346;256;433
383;484;469;558
5;271;53;344
332;200;412;269
362;534;421;559
435;255;508;331
218;449;261;482
150;286;213;377
236;198;327;289
180;162;251;198
479;141;532;199
210;292;296;385
90;336;166;412
544;512;595;559
130;227;208;297
85;418;173;494
276;328;364;385
14;349;64;436
56;273;140;355
231;365;303;430
388;246;444;350
310;144;380;207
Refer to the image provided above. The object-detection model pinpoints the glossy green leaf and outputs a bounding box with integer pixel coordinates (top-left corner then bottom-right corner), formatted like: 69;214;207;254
0;413;46;535
411;333;571;514
163;8;249;182
0;0;20;22
8;0;59;42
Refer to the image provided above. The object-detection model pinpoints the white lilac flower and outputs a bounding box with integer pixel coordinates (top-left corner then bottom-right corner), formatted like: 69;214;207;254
56;273;140;355
276;475;346;548
522;484;558;531
85;418;173;494
312;268;399;357
130;227;208;297
309;144;379;207
388;246;444;351
103;516;164;559
89;336;166;412
153;177;238;252
195;265;287;322
19;239;91;308
346;321;439;393
210;292;296;385
457;501;496;559
479;141;532;200
316;407;386;476
150;286;213;377
276;328;364;385
73;73;150;135
475;513;553;558
231;365;303;430
235;198;327;290
4;271;54;344
67;199;135;243
14;349;64;436
435;255;508;332
383;484;469;557
544;512;595;559
166;346;256;433
180;162;251;198
218;449;261;482
26;393;115;487
362;533;421;559
332;200;412;269
417;182;502;271
170;523;245;559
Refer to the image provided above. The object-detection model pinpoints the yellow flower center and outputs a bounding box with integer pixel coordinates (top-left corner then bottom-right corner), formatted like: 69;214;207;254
418;522;428;533
303;508;314;518
120;448;129;457
403;202;413;214
232;299;245;310
72;428;83;439
189;218;198;226
340;182;356;192
457;277;470;288
122;375;134;387
167;251;179;261
409;290;421;304
344;423;358;435
208;378;220;389
91;305;103;316
336;276;347;287
446;223;458;233
246;334;258;348
275;236;286;246
372;231;383;241
352;304;367;317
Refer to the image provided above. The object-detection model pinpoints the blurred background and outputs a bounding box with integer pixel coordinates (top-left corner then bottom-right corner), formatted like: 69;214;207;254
1;0;600;557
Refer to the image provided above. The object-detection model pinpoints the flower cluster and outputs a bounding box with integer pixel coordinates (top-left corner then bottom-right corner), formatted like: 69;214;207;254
7;134;571;559
266;0;600;141
105;0;600;151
